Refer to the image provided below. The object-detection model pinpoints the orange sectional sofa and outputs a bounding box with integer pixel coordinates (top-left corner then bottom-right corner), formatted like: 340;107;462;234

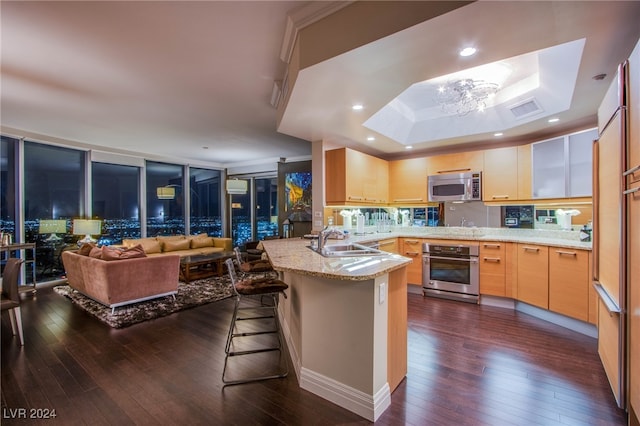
121;234;233;257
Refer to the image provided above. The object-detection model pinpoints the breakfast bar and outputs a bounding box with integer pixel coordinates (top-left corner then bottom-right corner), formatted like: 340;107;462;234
261;238;411;422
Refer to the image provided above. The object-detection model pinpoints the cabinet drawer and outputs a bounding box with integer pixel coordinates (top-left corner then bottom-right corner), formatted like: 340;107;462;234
401;238;423;285
480;242;506;296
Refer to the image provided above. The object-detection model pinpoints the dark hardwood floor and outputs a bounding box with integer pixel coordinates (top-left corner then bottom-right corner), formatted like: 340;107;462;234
1;283;627;425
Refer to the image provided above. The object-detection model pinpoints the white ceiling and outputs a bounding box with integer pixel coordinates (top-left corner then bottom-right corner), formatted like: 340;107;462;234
279;1;640;158
2;1;640;168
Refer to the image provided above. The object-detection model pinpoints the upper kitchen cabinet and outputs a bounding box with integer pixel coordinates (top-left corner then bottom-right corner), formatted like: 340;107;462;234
389;157;429;205
427;151;484;175
483;145;533;201
325;147;388;205
532;128;597;199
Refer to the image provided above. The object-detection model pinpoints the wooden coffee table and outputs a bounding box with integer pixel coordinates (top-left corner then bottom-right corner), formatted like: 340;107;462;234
179;251;235;283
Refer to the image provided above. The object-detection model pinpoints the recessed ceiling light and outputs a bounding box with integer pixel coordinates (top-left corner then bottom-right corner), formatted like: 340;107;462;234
405;145;413;150
494;132;503;137
367;136;375;142
459;47;477;57
548;118;560;123
352;104;364;111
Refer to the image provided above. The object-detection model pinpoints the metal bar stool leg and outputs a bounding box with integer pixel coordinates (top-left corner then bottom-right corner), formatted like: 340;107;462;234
222;258;289;386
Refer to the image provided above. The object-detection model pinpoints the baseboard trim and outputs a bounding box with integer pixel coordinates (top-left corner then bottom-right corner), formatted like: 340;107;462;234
515;301;598;338
299;367;391;422
278;307;302;381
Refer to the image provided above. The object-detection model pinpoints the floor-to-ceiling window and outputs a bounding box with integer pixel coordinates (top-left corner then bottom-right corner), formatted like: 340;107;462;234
146;161;185;236
24;141;84;282
230;180;251;247
255;177;278;240
3;135;227;282
92;162;141;245
189;167;222;237
0;137;17;244
229;176;279;247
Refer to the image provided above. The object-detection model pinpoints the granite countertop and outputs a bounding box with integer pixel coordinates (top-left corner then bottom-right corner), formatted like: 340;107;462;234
261;238;412;281
342;226;593;251
261;226;591;281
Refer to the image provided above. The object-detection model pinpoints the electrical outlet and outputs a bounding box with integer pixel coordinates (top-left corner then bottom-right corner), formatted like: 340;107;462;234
379;282;386;304
314;220;322;227
314;211;322;217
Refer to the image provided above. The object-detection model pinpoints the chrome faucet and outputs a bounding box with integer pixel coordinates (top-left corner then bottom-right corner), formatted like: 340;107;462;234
460;217;467;227
317;226;343;253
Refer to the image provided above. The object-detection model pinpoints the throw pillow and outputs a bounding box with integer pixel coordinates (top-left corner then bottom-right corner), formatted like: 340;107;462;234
120;244;146;259
162;238;190;252
100;246;124;261
78;243;95;256
101;244;147;261
190;235;214;248
89;247;103;259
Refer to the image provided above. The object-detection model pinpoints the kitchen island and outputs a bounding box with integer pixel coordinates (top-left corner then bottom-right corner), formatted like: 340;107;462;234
261;238;411;422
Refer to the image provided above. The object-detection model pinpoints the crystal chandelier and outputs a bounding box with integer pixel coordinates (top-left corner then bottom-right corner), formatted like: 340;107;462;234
436;78;500;116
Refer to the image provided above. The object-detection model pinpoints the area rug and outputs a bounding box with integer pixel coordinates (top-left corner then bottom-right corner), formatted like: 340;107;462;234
54;276;234;329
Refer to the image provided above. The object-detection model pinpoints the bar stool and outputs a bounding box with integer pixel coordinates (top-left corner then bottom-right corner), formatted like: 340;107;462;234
233;247;274;274
222;258;289;385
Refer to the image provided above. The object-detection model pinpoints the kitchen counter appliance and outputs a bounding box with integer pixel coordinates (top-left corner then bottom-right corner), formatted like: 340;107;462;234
428;171;482;202
422;242;479;303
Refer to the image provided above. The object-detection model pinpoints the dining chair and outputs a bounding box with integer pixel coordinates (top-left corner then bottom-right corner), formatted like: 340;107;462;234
1;258;25;346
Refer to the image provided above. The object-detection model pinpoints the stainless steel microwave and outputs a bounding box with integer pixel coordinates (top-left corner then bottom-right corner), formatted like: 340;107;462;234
428;171;482;202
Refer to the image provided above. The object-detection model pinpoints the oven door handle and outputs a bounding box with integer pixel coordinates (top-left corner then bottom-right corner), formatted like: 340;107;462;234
423;255;478;263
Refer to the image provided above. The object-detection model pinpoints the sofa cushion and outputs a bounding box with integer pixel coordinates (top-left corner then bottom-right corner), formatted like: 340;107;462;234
78;243;96;256
212;237;233;251
190;235;214;249
157;235;186;243
162;238;191;252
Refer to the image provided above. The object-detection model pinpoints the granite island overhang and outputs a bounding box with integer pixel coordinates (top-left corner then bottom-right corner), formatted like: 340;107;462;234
261;238;412;422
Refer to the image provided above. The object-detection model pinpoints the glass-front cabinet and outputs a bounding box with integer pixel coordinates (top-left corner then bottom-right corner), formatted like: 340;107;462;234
532;128;596;199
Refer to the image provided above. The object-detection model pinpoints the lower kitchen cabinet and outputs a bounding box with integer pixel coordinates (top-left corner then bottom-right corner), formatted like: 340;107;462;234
378;238;398;254
517;243;549;309
479;241;507;296
549;248;590;322
400;238;423;286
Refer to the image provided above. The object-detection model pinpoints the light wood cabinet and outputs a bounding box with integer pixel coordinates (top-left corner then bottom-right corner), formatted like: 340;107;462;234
628;45;640;417
479;241;506;296
400;238;423;285
548;248;590;321
516;243;549;309
517;144;532;200
378;238;398;254
427;151;483;175
325;147;388;205
483;145;533;202
483;147;518;201
389;157;429;204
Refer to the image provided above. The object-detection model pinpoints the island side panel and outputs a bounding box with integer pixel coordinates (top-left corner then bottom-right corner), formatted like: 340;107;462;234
387;266;408;391
298;273;378;393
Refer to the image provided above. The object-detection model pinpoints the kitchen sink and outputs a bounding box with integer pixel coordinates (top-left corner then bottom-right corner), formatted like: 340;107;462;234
312;242;384;257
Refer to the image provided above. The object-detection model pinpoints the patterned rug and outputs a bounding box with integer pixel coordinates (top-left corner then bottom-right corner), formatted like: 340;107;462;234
54;276;234;329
